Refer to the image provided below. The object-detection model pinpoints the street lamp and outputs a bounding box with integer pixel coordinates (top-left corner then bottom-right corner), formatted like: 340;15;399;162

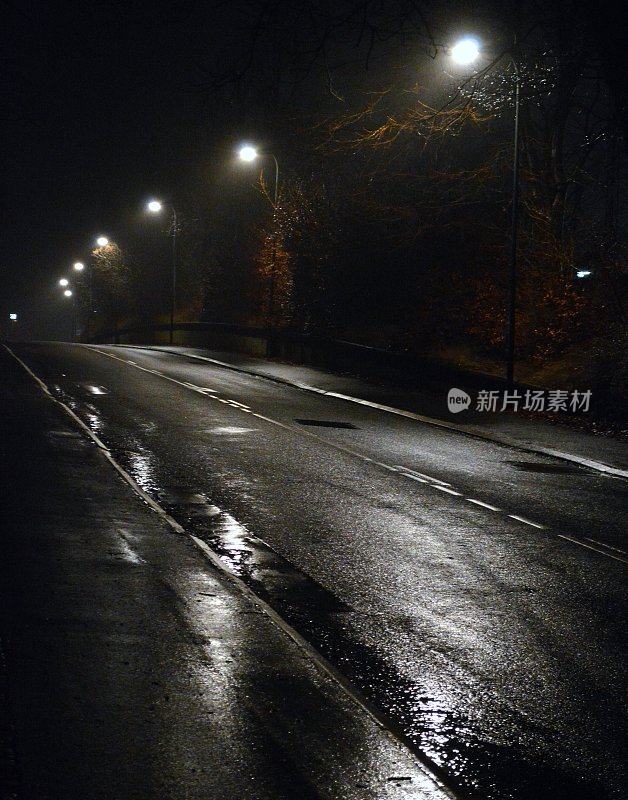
96;235;109;248
59;277;69;287
238;144;259;163
63;288;73;297
237;143;280;350
73;261;85;272
451;37;480;66
451;36;521;388
146;198;179;345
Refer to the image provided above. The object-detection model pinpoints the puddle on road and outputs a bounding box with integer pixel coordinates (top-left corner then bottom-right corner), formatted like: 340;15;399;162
295;419;358;429
169;498;350;615
203;426;257;436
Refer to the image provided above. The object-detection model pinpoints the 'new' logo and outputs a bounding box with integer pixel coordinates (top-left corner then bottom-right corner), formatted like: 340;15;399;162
447;388;471;413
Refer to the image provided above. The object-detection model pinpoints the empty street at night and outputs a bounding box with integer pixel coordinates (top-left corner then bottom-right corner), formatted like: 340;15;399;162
2;341;625;800
2;2;626;797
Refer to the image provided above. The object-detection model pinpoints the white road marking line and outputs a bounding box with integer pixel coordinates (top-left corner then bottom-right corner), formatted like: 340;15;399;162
508;514;545;529
403;475;429;484
433;486;463;496
558;534;628;565
393;466;451;486
584;537;627;555
83;347;627;567
5;344;457;800
466;498;501;511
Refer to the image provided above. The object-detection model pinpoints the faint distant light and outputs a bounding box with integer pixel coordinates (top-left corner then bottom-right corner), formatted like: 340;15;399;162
238;144;258;163
73;261;85;271
451;37;481;65
59;277;69;287
96;236;109;247
63;289;73;297
147;199;162;213
9;313;17;321
576;270;592;278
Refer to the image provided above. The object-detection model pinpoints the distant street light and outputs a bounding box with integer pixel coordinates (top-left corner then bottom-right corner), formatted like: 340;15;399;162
9;313;17;321
576;270;592;279
63;288;73;297
451;36;520;388
59;277;69;287
451;37;480;66
238;144;259;163
146;198;179;344
73;261;85;271
96;235;109;247
237;143;280;349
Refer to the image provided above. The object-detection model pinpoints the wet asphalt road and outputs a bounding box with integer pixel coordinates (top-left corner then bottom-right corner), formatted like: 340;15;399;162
9;342;628;800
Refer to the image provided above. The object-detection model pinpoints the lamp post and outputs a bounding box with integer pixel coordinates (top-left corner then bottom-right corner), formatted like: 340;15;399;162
85;235;112;341
147;199;178;345
70;260;92;341
238;144;280;353
61;287;77;340
451;37;521;388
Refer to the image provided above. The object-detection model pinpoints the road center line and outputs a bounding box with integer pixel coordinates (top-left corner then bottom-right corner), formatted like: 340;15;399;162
466;498;501;512
433;486;463;496
508;514;545;529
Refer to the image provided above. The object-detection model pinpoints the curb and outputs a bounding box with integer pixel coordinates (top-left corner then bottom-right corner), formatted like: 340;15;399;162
95;344;628;481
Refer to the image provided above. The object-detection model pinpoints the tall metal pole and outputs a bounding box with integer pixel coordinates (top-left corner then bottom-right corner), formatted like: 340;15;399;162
71;294;77;342
170;207;178;345
87;263;94;342
506;61;521;389
267;154;280;356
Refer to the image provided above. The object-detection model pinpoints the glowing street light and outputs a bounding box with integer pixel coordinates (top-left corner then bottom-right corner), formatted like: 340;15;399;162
59;277;69;287
73;261;85;271
238;144;259;163
96;235;109;247
9;313;17;321
576;270;592;279
451;37;480;66
63;288;73;297
147;199;163;213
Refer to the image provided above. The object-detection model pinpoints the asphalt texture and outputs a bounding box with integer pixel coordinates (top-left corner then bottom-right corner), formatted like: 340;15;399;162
3;341;627;800
0;345;446;800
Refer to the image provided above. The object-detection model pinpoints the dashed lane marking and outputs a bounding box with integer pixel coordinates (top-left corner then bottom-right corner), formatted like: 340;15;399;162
508;515;545;529
433;486;463;497
466;498;501;512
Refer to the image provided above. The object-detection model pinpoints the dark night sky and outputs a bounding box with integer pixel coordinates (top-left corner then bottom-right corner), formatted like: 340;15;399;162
1;1;234;338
